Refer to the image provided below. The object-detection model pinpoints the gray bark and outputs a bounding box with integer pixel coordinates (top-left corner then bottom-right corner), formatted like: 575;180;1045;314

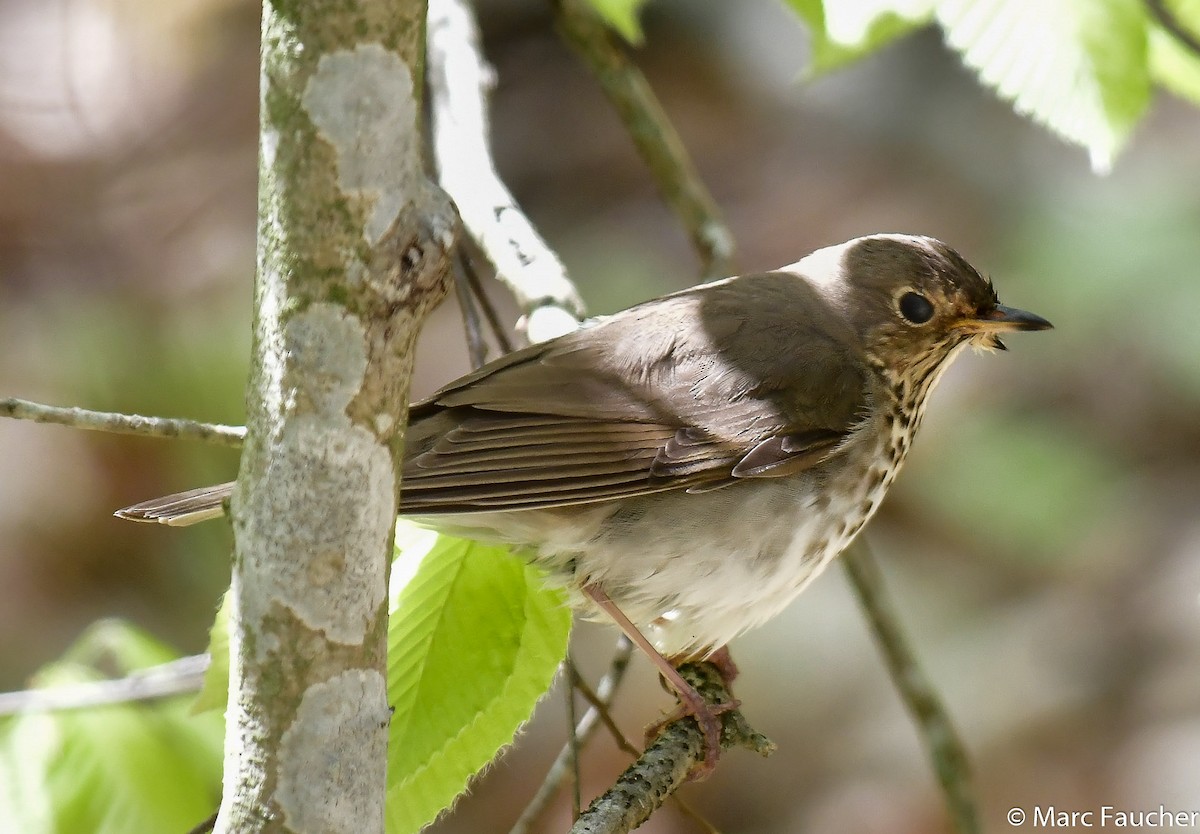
216;2;457;831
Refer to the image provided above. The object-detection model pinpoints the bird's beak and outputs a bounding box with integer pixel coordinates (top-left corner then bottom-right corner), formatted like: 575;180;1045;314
955;304;1052;352
959;304;1054;334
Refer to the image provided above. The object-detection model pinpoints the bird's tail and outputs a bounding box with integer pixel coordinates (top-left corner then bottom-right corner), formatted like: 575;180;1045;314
114;483;233;527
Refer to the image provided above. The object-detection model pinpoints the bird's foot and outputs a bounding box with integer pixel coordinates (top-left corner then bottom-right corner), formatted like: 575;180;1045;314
582;585;741;778
651;645;740;778
646;688;741;779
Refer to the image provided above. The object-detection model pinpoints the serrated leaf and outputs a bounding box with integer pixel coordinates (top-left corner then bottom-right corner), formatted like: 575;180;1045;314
0;621;223;834
1148;0;1200;104
385;523;571;834
587;0;649;44
784;0;935;75
191;592;230;715
936;0;1152;172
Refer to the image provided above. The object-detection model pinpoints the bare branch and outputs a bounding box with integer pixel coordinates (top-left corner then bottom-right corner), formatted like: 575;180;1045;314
569;658;639;757
568;661;774;834
0;397;245;447
551;0;735;280
0;654;208;715
841;539;980;834
565;657;584;821
453;251;491;369
509;638;634;834
460;251;517;354
427;0;585;343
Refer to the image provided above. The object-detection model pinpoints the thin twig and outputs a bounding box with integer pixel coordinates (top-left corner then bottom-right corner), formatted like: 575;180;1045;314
461;248;516;354
570;664;725;834
1145;0;1200;59
565;655;583;821
427;0;585;343
568;661;773;834
508;637;633;834
453;250;491;369
671;796;723;834
841;539;979;834
569;653;725;834
569;663;639;758
0;654;209;715
0;397;245;447
551;0;735;280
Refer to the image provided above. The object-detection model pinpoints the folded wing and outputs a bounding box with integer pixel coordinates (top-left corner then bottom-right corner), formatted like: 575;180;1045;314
400;272;867;513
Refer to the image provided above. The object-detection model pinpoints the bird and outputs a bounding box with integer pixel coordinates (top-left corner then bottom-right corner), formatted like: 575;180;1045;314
116;233;1052;768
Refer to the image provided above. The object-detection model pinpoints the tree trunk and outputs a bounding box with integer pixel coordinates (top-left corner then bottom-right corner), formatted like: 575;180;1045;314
216;1;456;831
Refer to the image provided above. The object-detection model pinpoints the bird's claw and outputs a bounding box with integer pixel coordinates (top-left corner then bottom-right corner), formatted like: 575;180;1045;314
647;696;741;780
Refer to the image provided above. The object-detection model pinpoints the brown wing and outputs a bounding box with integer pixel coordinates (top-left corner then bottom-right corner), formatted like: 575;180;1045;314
400;272;867;513
117;271;868;524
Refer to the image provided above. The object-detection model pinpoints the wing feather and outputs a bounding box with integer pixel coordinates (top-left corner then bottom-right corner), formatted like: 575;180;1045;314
400;272;868;514
117;270;870;524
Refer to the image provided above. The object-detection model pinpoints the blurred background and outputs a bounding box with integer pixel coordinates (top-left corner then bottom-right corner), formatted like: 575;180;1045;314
1;0;1199;830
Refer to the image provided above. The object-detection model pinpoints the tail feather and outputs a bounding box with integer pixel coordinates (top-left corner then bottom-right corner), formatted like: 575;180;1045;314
114;483;234;526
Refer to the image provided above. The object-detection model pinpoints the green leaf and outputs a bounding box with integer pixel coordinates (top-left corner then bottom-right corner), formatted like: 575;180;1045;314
587;0;650;44
385;523;571;834
0;621;223;834
936;0;1153;172
1149;0;1200;104
784;0;935;75
191;592;230;715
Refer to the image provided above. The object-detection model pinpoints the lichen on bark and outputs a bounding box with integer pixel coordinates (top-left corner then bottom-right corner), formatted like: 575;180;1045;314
216;2;457;832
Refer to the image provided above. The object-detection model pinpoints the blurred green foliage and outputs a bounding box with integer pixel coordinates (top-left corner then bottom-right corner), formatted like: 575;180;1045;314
1006;173;1200;398
0;622;223;834
910;412;1125;564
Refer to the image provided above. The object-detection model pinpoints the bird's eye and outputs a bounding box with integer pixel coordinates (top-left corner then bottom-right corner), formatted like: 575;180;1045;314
898;291;934;324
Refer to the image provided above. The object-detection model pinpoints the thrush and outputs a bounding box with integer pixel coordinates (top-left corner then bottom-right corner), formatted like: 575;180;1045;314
117;234;1051;767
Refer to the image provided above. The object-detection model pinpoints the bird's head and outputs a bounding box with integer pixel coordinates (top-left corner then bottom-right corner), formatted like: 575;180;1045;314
800;234;1052;370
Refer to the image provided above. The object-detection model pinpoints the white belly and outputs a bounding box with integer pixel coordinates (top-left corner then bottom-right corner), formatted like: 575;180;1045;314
436;418;906;657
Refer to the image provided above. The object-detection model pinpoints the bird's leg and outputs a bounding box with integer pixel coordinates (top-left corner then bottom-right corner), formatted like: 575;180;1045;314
582;584;737;776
